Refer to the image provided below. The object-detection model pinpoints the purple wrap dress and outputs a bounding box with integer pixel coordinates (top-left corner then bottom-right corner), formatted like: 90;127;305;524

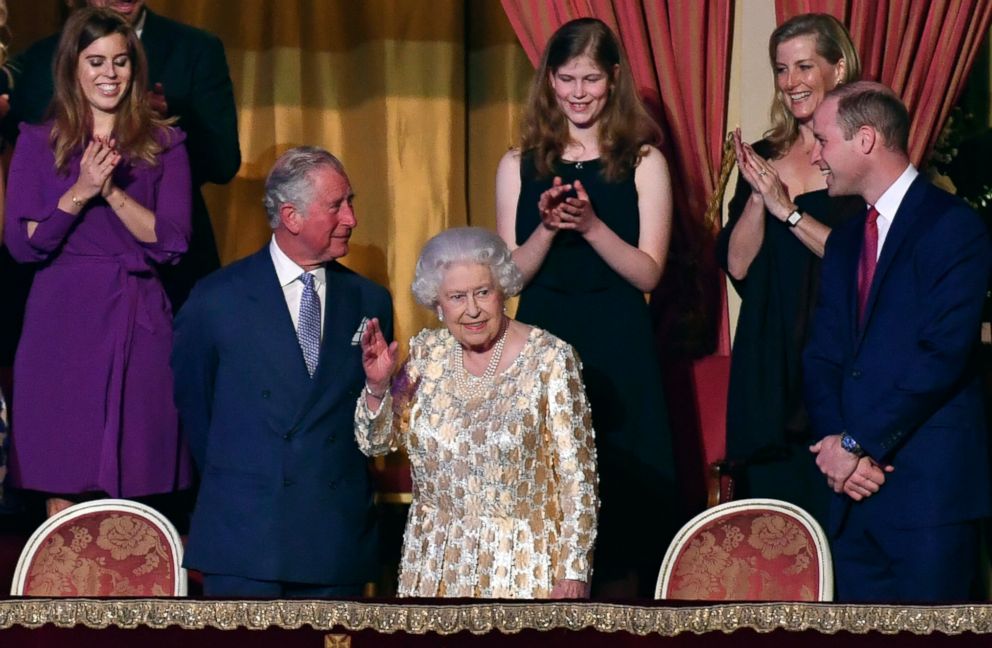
3;122;194;497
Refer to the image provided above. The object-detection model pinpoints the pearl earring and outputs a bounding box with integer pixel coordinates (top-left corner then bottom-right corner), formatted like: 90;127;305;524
437;309;444;322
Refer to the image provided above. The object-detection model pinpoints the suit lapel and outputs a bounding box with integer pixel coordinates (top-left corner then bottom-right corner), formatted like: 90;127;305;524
294;262;363;426
855;176;929;347
240;249;313;426
138;10;168;87
840;210;868;347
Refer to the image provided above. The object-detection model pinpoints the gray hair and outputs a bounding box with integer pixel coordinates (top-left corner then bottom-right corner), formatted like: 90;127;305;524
262;146;346;228
412;227;524;307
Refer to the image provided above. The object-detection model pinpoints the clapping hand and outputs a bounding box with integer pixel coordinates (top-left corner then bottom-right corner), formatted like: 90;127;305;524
76;136;121;202
554;178;601;236
537;176;571;231
360;317;398;397
733;127;794;222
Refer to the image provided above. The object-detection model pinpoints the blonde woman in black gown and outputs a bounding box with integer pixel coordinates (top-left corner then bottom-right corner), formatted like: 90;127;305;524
716;14;863;525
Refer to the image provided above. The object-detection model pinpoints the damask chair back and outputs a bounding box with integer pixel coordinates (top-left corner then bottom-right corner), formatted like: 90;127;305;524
10;499;187;596
655;498;832;601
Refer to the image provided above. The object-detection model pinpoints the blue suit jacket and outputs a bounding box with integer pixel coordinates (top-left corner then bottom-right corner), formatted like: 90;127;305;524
171;247;393;584
804;176;991;533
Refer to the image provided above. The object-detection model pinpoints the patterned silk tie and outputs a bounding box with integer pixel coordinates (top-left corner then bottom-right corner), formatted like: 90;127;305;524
298;272;321;377
856;206;880;325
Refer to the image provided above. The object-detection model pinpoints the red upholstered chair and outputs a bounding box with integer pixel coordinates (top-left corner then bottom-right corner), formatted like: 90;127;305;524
655;498;832;601
10;499;186;596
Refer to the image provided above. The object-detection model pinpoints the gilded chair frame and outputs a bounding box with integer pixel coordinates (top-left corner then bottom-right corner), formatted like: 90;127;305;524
655;497;833;601
10;498;187;596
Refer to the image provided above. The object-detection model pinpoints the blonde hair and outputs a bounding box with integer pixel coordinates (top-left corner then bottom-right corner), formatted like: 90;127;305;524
765;13;860;157
50;7;174;172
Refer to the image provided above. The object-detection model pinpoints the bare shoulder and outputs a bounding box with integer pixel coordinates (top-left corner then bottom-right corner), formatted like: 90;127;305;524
634;145;671;193
636;145;669;174
497;148;522;174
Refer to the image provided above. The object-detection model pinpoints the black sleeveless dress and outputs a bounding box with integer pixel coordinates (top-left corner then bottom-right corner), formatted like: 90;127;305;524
515;153;678;593
715;139;863;527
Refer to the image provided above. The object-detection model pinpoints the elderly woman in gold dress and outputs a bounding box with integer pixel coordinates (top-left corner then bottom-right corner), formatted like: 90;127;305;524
356;227;598;599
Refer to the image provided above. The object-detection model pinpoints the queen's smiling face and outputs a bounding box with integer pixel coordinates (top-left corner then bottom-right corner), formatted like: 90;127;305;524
437;262;505;352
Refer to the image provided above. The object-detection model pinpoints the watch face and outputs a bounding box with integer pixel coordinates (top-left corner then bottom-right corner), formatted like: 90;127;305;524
787;211;802;226
840;434;863;456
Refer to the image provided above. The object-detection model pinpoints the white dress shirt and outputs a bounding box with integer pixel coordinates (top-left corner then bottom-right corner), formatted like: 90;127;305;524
871;164;918;260
269;236;326;340
134;8;147;38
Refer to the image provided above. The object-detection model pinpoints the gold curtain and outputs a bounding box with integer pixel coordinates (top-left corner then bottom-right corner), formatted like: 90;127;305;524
6;0;532;349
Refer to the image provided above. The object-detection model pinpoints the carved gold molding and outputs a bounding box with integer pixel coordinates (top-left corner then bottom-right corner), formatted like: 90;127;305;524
0;600;991;635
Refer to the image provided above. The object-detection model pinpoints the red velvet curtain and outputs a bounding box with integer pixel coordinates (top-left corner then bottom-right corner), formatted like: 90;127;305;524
776;0;992;165
499;0;734;512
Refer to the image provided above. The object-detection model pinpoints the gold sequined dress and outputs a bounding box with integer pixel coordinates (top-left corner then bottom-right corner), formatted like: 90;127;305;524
355;326;598;598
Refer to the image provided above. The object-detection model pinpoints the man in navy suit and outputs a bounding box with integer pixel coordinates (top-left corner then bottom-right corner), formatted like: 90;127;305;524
803;82;990;602
172;147;393;597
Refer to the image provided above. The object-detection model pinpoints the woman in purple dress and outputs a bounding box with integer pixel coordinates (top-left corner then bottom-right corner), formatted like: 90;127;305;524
3;8;192;516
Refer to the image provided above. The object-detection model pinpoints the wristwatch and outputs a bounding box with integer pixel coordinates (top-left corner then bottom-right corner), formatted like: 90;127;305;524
786;210;804;227
840;432;865;457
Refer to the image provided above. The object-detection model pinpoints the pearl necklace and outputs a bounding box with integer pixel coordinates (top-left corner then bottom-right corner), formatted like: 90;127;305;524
453;318;508;399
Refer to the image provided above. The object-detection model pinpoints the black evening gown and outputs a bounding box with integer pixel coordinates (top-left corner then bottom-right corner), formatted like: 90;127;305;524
715;139;862;526
515;153;679;595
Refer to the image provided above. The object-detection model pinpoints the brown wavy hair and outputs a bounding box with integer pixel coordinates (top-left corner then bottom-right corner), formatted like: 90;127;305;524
49;7;173;172
764;13;860;158
520;18;660;182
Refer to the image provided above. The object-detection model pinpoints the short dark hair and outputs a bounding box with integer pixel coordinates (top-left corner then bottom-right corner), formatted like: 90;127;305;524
829;81;909;154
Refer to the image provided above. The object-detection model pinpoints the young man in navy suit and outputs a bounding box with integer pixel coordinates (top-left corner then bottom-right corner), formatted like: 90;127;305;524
172;147;393;597
802;82;990;601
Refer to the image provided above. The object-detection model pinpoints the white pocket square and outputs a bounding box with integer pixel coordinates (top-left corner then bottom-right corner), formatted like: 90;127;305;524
351;317;371;346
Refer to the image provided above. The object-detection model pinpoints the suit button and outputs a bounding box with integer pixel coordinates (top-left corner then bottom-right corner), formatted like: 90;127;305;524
261;390;271;399
326;434;336;445
283;432;292;440
283;479;294;487
851;370;862;379
328;480;338;490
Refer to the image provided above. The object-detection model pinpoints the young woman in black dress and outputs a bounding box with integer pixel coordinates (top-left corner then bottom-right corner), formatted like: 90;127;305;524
496;17;676;598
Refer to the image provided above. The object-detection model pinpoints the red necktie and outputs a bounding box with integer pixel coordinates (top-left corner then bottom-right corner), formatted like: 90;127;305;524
857;206;880;324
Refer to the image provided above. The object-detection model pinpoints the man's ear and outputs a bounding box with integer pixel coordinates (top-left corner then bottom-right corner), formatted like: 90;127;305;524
858;126;877;155
280;203;301;234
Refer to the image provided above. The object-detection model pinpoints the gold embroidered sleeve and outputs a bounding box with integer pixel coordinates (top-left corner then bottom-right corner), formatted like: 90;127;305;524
354;356;420;457
546;343;599;583
354;390;396;457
